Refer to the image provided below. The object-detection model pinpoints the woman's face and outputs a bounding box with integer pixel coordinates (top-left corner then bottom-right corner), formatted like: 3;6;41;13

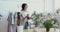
24;5;28;11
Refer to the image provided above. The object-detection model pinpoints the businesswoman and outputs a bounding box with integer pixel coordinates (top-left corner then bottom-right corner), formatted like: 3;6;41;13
16;3;29;32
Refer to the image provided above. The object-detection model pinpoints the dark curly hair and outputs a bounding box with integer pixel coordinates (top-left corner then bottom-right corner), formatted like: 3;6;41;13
17;12;20;26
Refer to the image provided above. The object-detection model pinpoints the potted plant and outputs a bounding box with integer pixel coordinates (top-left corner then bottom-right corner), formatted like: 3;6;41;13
43;20;53;32
31;12;42;32
32;12;42;27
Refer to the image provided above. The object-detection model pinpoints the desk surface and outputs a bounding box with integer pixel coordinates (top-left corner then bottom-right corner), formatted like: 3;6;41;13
23;29;46;32
23;28;59;32
23;29;34;32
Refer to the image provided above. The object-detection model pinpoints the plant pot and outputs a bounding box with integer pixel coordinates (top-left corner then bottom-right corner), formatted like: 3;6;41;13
17;26;23;32
34;27;39;32
46;28;50;32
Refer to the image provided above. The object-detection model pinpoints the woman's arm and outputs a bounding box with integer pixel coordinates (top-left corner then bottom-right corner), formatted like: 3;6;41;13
28;13;34;19
23;15;28;20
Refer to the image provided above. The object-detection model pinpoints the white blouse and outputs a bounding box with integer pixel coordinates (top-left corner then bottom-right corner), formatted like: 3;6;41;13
21;11;28;18
20;11;29;25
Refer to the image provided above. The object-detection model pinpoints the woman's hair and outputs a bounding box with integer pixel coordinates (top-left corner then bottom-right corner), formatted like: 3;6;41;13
17;12;20;20
21;3;27;11
17;12;20;26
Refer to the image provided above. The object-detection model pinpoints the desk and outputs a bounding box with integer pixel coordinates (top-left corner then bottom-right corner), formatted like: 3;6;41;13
24;29;34;32
23;28;46;32
23;28;60;32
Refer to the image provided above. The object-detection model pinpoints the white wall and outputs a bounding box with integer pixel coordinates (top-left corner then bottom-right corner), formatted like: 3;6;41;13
0;0;44;19
0;1;18;19
45;0;55;13
0;0;60;19
55;0;60;11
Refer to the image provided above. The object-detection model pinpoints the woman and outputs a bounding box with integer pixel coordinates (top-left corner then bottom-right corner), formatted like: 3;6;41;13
20;3;34;29
7;12;13;32
16;12;20;26
16;12;21;32
20;3;29;29
16;3;29;32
